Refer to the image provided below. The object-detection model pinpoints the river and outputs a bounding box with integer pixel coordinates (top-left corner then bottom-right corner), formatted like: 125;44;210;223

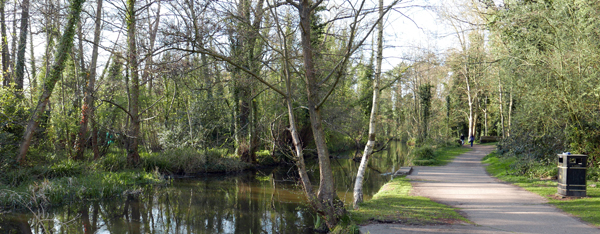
0;141;410;233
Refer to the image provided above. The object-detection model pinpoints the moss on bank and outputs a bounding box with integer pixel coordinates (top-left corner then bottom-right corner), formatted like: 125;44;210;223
483;151;600;226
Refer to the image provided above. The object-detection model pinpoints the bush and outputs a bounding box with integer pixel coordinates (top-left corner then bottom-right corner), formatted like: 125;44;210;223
411;145;436;166
95;152;128;172
413;145;435;160
256;150;278;166
141;148;251;174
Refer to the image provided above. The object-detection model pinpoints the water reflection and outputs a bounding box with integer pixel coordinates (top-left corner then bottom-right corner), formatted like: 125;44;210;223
0;141;410;233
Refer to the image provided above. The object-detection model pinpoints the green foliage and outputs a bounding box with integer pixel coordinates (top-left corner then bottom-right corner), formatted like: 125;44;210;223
0;171;164;210
0;87;27;159
489;0;600;165
256;150;278;166
411;145;472;166
411;145;436;166
141;148;251;174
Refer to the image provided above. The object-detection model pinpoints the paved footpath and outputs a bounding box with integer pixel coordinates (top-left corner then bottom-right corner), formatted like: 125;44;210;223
360;144;599;234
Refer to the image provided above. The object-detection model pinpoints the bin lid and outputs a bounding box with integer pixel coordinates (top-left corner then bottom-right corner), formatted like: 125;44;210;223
557;154;587;157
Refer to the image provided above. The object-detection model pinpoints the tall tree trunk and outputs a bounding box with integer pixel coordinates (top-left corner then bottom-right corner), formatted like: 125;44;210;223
14;0;29;92
126;0;140;165
353;0;383;210
499;79;504;138
16;0;86;164
75;0;103;160
1;0;10;87
465;62;476;137
141;0;160;93
233;0;264;163
483;96;488;136
508;88;513;137
29;29;35;90
473;111;478;140
298;0;344;228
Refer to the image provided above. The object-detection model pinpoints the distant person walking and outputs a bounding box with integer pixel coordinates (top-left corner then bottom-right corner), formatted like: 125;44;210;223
460;134;465;145
469;135;474;147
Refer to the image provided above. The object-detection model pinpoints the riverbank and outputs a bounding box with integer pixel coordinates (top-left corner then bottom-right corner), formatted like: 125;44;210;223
333;145;471;233
0;147;253;211
483;151;600;226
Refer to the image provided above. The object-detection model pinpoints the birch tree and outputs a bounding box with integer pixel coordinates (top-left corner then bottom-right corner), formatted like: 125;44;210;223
353;0;383;209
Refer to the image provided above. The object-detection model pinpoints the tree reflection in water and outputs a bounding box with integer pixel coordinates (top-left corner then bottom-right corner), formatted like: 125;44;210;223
1;142;410;233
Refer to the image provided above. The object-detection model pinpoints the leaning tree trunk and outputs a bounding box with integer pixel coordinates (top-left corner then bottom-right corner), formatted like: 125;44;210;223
126;0;140;165
353;0;383;210
16;0;86;164
74;0;103;160
14;0;29;92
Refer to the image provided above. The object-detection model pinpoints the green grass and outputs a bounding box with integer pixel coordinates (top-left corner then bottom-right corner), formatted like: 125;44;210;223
0;170;164;211
483;152;600;226
413;145;472;166
348;177;467;225
432;146;473;165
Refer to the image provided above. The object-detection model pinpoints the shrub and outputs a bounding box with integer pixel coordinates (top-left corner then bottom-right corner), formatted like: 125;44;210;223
256;150;278;166
141;148;250;174
95;152;127;172
411;145;436;166
47;160;84;178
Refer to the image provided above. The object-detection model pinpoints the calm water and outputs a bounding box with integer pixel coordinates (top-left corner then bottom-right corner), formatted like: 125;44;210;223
0;142;410;234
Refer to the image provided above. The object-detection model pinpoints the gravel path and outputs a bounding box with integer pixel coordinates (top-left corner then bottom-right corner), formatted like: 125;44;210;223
360;144;599;234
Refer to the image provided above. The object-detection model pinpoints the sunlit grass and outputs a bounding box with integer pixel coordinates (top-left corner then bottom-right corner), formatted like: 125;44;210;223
432;146;473;166
349;177;467;225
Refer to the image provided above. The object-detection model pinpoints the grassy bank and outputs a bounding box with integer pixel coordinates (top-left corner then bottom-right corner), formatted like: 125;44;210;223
0;147;253;211
0;170;163;210
483;151;600;226
332;177;467;233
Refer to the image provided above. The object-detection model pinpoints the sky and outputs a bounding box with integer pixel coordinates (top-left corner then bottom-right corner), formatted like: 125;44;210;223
380;0;459;71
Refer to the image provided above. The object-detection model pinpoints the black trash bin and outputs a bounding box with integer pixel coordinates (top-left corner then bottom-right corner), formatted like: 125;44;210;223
557;154;587;197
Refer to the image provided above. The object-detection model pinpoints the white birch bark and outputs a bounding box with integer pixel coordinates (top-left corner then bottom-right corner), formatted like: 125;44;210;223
353;0;383;209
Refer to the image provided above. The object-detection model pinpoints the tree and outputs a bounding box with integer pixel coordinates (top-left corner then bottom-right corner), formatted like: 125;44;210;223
16;0;86;163
126;0;141;165
14;0;29;93
353;0;384;209
0;0;10;87
74;0;103;160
